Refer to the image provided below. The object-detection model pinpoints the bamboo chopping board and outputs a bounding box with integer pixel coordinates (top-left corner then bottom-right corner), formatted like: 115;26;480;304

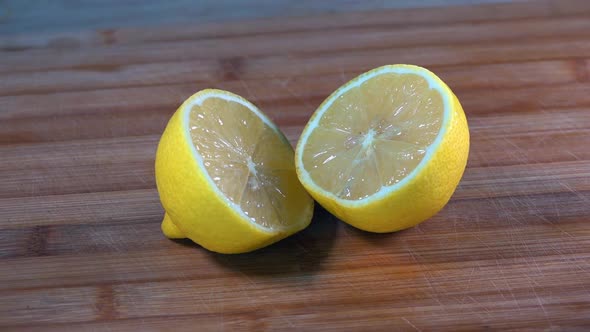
1;0;590;330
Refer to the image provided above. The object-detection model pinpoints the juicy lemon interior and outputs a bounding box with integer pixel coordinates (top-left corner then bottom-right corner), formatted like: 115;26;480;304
301;73;444;200
188;97;308;230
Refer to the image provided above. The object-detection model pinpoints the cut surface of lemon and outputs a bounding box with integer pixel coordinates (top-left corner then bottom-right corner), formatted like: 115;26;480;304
295;65;469;233
156;89;314;253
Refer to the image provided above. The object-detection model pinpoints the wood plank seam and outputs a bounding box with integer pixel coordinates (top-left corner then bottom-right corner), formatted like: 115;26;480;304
1;188;589;261
1;105;590;147
51;13;590;49
0;58;584;98
6;81;590;124
4;26;590;75
0;310;262;330
2;1;590;52
3;250;590;294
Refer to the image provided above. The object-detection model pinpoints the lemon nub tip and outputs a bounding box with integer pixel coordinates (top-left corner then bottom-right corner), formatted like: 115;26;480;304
161;213;186;239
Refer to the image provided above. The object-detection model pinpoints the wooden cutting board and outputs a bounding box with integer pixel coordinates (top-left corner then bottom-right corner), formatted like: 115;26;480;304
1;0;590;330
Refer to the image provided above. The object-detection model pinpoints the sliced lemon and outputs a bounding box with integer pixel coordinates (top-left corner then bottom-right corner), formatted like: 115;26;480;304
295;65;469;233
156;89;314;253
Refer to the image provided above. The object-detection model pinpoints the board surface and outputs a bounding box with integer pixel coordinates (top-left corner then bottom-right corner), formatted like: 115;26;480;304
1;0;590;330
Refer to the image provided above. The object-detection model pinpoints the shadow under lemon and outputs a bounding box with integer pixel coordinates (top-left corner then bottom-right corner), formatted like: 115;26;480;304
169;200;455;278
172;205;338;278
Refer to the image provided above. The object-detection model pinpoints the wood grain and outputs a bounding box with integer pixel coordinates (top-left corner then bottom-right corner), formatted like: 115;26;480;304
0;0;522;35
1;0;590;330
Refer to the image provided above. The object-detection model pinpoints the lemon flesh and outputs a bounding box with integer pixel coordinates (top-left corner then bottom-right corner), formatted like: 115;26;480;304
188;96;310;230
295;65;469;233
156;89;314;253
302;72;443;200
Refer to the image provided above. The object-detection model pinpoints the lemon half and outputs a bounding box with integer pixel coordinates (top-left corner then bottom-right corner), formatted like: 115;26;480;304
156;89;314;253
295;65;469;233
